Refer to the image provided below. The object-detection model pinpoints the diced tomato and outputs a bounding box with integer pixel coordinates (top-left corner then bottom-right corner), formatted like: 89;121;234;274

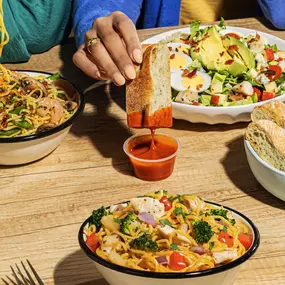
86;232;100;253
169;252;187;271
253;87;262;101
262;91;274;101
264;48;274;61
238;233;253;250
192;101;201;106
225;33;240;39
160;196;172;211
267;65;282;81
218;232;234;247
211;95;220;106
277;57;283;62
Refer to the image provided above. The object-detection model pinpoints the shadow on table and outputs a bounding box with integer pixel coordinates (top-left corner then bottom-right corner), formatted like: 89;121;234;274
58;39;133;176
221;135;285;210
53;249;108;285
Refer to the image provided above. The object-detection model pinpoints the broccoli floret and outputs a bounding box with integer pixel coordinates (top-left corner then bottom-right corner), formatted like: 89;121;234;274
192;220;214;243
120;212;140;236
207;209;236;226
91;206;108;232
129;233;159;252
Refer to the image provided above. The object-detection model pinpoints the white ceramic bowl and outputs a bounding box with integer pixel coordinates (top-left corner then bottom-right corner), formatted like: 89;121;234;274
79;201;260;285
244;139;285;201
142;26;285;124
0;71;84;165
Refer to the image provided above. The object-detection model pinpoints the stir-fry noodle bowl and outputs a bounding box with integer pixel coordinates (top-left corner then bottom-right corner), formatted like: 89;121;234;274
0;67;84;165
79;191;260;285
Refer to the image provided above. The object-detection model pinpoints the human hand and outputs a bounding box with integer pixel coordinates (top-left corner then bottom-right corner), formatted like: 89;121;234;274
73;11;142;86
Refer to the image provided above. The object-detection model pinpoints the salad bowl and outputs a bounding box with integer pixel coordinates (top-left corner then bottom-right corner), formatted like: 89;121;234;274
143;25;285;124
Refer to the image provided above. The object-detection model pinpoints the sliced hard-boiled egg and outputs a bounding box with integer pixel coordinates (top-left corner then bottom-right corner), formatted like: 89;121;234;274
171;70;211;92
167;42;190;55
170;52;192;72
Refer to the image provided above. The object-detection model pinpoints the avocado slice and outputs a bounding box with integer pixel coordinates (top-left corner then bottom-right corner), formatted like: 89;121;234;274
222;36;255;69
190;26;247;76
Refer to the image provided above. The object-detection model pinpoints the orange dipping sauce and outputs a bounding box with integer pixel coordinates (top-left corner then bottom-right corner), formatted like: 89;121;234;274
124;132;180;181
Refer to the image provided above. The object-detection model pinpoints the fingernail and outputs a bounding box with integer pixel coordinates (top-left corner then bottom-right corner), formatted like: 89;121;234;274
133;49;142;63
112;72;126;86
124;64;136;80
95;71;101;79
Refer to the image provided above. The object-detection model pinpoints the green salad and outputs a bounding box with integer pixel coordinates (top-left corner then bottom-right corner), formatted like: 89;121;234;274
168;19;285;107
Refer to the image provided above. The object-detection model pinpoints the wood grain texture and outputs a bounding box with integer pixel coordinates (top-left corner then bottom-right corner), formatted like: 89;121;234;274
1;18;285;285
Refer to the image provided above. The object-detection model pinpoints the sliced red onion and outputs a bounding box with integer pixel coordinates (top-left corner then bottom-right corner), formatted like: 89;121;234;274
138;212;157;227
156;256;168;265
190;246;205;255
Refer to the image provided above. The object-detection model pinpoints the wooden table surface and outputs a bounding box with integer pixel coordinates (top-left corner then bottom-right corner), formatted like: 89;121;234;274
1;17;285;285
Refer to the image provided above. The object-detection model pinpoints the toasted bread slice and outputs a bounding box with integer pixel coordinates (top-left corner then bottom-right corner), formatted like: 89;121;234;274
246;119;285;171
126;42;172;128
251;100;285;129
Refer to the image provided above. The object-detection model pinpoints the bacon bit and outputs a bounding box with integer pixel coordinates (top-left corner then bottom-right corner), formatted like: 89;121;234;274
196;84;203;91
228;45;239;51
221;36;226;41
194;47;200;53
225;59;234;65
170;54;175;59
260;66;265;72
182;69;190;77
179;66;182;68
182;69;197;78
248;38;256;44
219;51;225;57
180;38;191;45
187;69;198;78
168;47;172;51
192;101;201;106
277;57;283;62
183;50;188;55
229;93;243;101
264;69;276;77
175;47;179;52
256;33;261;40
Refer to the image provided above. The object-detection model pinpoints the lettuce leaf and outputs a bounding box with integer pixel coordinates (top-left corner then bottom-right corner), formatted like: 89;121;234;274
190;20;201;40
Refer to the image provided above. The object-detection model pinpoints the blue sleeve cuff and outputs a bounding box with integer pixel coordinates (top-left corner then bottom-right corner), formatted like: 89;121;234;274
258;0;285;29
72;0;143;47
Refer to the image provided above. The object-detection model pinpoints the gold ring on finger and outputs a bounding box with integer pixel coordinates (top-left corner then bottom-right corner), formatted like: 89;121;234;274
85;37;101;54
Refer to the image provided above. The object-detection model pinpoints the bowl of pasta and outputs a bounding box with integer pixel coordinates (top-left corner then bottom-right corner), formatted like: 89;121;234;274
0;65;84;165
79;190;260;285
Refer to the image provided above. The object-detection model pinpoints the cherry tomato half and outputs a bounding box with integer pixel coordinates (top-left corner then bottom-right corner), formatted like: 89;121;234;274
86;232;100;253
262;91;275;101
268;65;282;81
218;232;234;247
160;196;173;211
238;233;253;250
169;252;187;270
265;48;274;61
224;33;240;39
253;87;262;101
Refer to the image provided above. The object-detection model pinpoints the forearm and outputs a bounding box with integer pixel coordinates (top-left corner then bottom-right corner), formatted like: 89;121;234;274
257;0;285;29
72;0;143;47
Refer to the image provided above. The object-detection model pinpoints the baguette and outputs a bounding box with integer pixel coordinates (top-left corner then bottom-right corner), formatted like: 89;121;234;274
126;42;172;128
251;100;285;129
246;120;285;171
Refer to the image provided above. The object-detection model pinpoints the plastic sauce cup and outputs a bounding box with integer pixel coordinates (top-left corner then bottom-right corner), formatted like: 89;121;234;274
123;132;180;181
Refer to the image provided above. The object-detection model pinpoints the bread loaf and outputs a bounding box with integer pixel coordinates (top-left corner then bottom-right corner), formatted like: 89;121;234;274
126;43;172;128
251;100;285;128
246;119;285;171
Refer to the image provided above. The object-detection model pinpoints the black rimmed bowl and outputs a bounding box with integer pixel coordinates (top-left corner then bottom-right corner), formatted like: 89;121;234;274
78;201;260;285
0;71;84;165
